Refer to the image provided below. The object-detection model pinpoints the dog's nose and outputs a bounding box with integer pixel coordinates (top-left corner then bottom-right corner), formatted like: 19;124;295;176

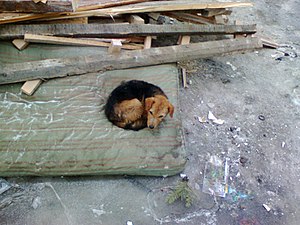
149;125;154;129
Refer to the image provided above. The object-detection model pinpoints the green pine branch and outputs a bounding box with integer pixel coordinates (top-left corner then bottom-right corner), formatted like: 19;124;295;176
166;178;195;208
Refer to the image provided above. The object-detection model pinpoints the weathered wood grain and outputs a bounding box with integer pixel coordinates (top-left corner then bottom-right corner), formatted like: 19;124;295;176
0;37;263;84
0;23;257;40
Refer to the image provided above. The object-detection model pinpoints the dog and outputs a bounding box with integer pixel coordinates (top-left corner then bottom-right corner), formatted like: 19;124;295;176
105;80;174;131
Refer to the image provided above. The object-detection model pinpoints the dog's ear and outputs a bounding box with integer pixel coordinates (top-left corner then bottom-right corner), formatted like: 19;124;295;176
168;103;174;118
145;97;155;111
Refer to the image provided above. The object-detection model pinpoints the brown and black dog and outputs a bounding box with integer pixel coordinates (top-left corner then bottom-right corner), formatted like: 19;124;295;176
105;80;174;131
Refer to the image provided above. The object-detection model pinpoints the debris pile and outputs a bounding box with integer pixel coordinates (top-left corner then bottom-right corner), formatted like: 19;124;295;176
0;0;264;94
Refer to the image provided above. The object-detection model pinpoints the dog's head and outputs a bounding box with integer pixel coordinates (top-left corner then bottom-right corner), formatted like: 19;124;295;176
145;95;174;129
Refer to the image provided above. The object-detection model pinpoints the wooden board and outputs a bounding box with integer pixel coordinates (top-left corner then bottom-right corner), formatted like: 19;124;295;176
0;0;73;13
12;39;29;50
0;37;263;84
21;79;43;95
0;24;257;40
24;34;142;49
74;0;150;12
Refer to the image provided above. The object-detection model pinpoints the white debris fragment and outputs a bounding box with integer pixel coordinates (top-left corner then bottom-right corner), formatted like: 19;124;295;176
226;61;237;71
208;111;224;125
127;221;134;225
197;116;207;123
263;204;271;212
31;196;41;209
281;142;286;148
92;204;108;217
180;173;187;179
92;209;105;216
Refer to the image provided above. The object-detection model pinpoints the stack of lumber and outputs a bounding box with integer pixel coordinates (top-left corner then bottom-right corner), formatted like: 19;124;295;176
0;0;266;93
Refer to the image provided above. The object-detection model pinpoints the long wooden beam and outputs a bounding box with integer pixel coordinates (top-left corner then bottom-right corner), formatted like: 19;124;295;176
0;0;74;13
0;23;257;40
0;37;262;84
24;34;143;50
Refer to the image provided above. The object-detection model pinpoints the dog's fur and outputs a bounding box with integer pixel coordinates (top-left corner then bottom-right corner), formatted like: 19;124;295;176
105;80;174;131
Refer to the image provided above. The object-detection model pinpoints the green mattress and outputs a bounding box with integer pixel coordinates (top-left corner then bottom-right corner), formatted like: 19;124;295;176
0;63;186;176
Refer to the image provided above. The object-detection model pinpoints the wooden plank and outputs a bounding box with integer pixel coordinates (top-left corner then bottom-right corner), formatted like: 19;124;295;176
0;24;257;40
32;1;254;22
0;0;73;13
143;36;152;49
234;20;246;38
12;39;29;50
0;37;263;84
75;0;150;12
108;40;122;54
178;35;191;45
24;34;143;50
200;8;231;17
128;15;144;24
165;12;216;25
21;79;43;95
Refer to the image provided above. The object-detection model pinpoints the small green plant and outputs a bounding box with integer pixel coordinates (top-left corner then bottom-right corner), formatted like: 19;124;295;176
166;176;195;208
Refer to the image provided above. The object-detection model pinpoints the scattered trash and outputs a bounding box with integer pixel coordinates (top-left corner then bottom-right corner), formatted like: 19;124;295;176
0;178;11;195
263;204;271;212
202;156;229;197
226;186;251;202
31;196;42;209
272;44;298;61
166;175;195;207
126;221;134;225
258;115;265;121
281;142;286;148
208;111;224;125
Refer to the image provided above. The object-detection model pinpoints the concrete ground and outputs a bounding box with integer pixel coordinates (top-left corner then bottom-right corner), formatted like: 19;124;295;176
1;0;300;224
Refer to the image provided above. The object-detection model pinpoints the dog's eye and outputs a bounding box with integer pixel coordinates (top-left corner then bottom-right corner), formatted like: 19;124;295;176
159;115;164;118
149;111;153;115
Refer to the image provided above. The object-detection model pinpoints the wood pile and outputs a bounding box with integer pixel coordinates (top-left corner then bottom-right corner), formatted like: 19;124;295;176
0;0;269;94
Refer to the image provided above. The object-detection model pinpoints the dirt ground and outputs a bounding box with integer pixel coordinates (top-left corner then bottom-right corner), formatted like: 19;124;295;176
1;0;300;224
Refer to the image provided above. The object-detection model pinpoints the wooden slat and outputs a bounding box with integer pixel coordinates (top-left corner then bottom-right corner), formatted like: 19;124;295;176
143;36;152;49
108;39;122;54
0;24;257;40
24;34;143;50
0;0;73;13
0;37;263;84
12;39;29;50
165;12;216;25
21;79;43;95
75;0;150;12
